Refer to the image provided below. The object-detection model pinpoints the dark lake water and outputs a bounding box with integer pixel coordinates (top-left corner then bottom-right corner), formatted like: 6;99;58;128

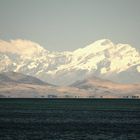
0;98;140;140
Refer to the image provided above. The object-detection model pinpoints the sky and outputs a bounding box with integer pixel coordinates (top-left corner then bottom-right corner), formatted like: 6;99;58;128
0;0;140;51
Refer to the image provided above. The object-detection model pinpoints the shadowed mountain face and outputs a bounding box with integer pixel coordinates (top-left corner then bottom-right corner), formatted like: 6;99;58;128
71;76;112;88
0;39;140;85
0;74;15;83
0;71;46;85
72;76;140;91
71;76;140;98
0;72;56;98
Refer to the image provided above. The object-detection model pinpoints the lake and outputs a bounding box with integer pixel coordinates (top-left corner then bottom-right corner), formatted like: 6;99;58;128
0;98;140;140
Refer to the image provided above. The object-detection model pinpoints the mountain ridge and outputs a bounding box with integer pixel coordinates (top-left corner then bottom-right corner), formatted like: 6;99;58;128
0;72;139;98
0;39;140;85
0;71;47;85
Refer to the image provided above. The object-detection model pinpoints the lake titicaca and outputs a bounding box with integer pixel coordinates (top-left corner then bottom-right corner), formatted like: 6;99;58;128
0;98;140;140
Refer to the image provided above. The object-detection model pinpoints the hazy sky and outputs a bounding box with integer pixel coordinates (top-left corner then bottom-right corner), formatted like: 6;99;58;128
0;0;140;51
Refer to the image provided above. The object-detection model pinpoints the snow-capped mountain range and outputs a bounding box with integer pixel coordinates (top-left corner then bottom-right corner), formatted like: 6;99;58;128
0;39;140;85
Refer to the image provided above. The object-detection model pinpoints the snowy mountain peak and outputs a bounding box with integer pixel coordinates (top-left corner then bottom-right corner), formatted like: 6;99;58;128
90;39;113;46
73;39;114;56
0;39;140;85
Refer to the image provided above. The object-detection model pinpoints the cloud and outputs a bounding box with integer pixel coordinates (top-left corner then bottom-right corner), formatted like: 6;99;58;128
0;39;46;56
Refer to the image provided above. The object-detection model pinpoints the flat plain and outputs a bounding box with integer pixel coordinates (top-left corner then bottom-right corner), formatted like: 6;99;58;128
0;98;140;140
